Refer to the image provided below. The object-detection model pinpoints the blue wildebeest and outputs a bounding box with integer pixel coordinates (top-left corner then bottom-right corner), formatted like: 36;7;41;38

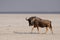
26;16;53;34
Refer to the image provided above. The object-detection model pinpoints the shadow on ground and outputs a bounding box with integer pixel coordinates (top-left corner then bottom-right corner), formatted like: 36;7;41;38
13;31;40;34
13;31;58;35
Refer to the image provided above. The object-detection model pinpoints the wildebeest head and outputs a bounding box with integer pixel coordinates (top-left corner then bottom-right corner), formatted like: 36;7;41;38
26;16;36;26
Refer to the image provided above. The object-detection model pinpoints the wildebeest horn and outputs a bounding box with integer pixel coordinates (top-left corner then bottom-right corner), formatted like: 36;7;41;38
25;17;28;21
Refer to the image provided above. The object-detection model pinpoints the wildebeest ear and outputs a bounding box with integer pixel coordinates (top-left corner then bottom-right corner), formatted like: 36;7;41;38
25;17;28;21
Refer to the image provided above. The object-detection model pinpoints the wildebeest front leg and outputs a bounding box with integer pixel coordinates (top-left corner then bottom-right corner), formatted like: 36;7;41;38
31;27;34;33
37;27;40;33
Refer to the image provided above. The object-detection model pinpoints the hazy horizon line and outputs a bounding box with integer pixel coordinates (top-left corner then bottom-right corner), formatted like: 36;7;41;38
0;12;60;14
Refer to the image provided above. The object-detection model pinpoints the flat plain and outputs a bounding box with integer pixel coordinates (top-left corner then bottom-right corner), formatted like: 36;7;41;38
0;13;60;40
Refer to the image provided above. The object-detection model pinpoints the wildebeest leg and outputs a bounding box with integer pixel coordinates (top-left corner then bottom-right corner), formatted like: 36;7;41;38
50;27;53;34
37;27;40;33
49;25;53;34
31;27;34;33
45;27;48;34
47;23;53;34
48;23;53;34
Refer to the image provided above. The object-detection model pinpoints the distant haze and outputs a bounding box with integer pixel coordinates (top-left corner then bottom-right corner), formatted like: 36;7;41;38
0;0;60;12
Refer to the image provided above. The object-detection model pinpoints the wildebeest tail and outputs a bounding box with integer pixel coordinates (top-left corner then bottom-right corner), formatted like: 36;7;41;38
50;21;52;28
49;21;53;34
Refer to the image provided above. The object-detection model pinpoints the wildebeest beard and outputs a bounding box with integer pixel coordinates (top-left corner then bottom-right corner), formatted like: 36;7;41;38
28;19;34;26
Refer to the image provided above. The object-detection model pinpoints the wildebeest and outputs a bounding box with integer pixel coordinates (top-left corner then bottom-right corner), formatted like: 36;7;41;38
26;16;53;34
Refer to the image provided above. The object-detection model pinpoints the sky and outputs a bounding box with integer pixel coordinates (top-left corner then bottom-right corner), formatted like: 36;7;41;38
0;0;60;12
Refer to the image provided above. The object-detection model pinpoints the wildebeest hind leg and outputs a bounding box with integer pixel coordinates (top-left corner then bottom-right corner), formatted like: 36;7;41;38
45;27;48;34
49;26;53;34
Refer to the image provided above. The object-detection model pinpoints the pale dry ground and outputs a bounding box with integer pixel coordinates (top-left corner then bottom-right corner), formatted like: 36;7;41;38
0;14;60;40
